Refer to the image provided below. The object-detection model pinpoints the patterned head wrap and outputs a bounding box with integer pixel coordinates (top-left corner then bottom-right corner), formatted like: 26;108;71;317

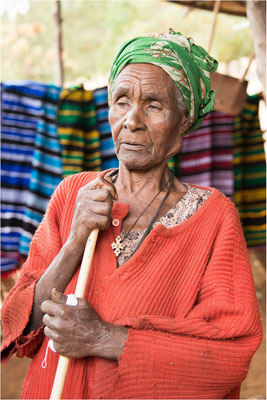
109;29;218;134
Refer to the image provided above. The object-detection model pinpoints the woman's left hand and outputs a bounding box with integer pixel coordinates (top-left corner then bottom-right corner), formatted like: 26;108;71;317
41;288;128;360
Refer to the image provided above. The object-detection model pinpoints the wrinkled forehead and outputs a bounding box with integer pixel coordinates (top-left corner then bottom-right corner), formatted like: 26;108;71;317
109;63;177;100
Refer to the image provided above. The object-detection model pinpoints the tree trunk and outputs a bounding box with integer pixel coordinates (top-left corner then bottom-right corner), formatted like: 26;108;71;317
54;0;64;87
246;0;266;100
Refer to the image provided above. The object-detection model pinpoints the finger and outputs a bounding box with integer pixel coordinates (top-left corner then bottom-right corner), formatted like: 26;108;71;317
78;298;89;307
43;313;70;332
51;341;72;357
88;178;117;200
44;325;61;342
104;175;118;193
90;213;110;230
87;189;113;204
102;177;118;200
44;325;54;339
88;200;112;216
51;288;68;304
52;341;65;355
104;175;113;183
43;313;55;329
73;213;110;233
41;299;65;316
41;299;54;315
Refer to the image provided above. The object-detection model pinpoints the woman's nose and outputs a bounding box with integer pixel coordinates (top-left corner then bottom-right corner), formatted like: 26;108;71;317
123;106;145;132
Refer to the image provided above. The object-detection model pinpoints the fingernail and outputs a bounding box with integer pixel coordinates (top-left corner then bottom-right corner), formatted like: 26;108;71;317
53;288;61;297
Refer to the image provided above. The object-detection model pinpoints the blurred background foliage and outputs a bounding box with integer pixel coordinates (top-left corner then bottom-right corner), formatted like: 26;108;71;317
1;0;253;85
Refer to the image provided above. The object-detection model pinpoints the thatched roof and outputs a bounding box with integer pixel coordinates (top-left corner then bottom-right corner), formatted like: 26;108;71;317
168;1;247;17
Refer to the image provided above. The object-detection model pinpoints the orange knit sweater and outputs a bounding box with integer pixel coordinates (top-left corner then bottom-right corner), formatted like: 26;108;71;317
1;171;262;399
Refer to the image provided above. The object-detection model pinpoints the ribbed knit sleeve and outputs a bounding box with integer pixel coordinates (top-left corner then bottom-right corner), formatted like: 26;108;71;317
112;199;262;399
1;171;99;364
1;171;101;365
1;177;69;362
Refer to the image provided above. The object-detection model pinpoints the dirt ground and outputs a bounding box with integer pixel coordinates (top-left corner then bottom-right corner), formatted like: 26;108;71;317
1;251;266;400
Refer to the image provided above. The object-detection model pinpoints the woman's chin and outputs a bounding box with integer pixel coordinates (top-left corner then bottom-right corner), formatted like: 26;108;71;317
118;154;156;171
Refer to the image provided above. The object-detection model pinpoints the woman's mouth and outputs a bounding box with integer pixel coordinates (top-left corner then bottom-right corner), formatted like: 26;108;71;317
121;142;145;150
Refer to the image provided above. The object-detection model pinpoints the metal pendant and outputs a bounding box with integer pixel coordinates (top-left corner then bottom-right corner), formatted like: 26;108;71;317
111;234;126;257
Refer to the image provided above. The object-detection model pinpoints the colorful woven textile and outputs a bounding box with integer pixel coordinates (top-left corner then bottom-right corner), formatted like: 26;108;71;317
178;111;234;197
18;85;63;258
57;86;101;177
93;87;119;170
1;81;45;274
233;95;266;248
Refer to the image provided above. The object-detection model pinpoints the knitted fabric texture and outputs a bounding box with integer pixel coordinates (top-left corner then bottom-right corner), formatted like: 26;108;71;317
1;171;262;399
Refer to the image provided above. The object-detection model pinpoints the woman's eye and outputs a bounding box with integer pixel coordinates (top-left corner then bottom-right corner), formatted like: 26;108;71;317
148;104;161;110
116;97;128;107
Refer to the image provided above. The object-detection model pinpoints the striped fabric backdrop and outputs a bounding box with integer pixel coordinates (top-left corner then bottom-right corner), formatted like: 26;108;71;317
93;87;119;170
178;111;234;197
1;83;265;276
18;85;63;258
233;94;266;248
57;86;101;178
1;82;45;275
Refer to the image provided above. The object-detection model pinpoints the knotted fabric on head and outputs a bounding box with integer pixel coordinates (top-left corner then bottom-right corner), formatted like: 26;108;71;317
109;30;218;134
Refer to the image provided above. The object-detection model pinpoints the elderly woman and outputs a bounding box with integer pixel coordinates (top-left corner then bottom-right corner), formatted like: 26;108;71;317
1;31;262;399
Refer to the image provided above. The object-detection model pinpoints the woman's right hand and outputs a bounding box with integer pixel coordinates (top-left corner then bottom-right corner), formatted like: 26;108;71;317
68;176;118;248
23;175;118;334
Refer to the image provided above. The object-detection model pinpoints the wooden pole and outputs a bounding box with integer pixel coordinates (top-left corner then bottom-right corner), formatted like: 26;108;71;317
208;0;221;53
50;228;99;400
240;52;255;83
246;0;266;101
54;0;64;87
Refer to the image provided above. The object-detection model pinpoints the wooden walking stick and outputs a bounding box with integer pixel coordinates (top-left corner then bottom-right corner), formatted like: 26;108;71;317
50;228;99;400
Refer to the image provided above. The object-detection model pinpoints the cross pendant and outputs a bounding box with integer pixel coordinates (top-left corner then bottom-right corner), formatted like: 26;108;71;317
111;235;125;257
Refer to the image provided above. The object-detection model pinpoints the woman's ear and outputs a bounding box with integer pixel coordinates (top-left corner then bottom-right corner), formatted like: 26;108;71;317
169;127;183;157
177;114;191;136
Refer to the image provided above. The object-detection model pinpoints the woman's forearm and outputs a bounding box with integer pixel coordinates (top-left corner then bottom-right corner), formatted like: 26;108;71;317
24;237;85;333
25;176;117;335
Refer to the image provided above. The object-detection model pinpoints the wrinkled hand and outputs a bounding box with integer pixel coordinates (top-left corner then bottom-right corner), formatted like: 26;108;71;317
69;176;118;248
41;288;128;360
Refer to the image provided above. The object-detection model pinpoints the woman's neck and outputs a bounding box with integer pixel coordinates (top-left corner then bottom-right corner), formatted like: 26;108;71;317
115;164;171;195
110;164;187;232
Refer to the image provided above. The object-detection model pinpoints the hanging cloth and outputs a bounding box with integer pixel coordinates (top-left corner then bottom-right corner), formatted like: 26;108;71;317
57;85;101;177
233;94;266;248
1;81;46;275
177;110;234;197
93;87;119;170
18;84;63;259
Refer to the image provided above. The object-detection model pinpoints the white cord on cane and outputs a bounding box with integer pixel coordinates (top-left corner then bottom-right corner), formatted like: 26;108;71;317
65;294;79;306
41;294;78;369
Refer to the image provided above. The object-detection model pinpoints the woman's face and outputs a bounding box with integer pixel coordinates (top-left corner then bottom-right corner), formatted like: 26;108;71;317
108;63;188;171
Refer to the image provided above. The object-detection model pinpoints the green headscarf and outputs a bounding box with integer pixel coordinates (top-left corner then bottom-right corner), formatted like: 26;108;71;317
109;30;218;134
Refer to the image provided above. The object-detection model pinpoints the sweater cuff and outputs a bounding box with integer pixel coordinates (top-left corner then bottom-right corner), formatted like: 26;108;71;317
1;326;44;363
1;277;40;361
114;328;155;398
16;326;44;359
